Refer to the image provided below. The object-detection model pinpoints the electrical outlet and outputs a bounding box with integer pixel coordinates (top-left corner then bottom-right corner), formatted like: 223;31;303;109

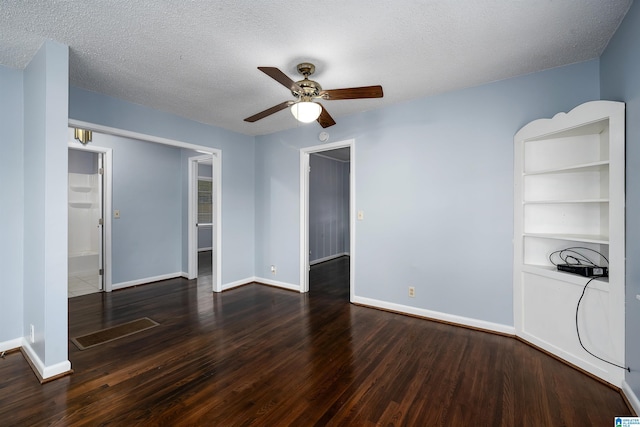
270;265;277;275
408;287;415;298
30;324;35;343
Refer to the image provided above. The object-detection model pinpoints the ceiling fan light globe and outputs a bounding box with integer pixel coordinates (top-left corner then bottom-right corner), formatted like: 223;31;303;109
291;102;321;123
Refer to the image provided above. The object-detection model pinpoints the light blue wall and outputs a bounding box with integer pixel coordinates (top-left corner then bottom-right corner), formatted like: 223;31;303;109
254;135;301;282
0;65;24;344
255;60;600;326
77;131;183;284
69;87;255;285
23;40;69;367
600;0;640;403
309;154;350;262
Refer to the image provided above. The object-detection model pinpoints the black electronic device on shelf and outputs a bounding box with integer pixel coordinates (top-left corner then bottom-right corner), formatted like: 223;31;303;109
557;264;608;277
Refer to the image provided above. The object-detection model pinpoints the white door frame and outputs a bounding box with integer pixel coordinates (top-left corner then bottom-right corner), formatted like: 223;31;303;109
300;139;355;301
67;139;113;292
68;119;222;293
188;153;222;292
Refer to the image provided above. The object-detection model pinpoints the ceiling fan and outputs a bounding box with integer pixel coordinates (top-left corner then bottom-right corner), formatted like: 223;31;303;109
244;62;383;128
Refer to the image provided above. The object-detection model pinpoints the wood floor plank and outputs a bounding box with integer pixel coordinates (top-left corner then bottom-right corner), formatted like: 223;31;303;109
0;256;633;425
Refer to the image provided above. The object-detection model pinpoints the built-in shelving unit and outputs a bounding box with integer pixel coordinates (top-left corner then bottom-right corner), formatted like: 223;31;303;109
68;173;98;209
68;172;101;268
513;101;625;387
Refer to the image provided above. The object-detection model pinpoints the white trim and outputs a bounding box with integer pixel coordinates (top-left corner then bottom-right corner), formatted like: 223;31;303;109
622;380;640;415
221;277;255;291
198;247;213;252
111;272;185;290
67;140;113;292
310;252;350;266
0;338;23;353
517;329;621;387
353;295;516;336
22;339;72;380
69;119;213;152
254;277;300;292
300;139;356;301
220;276;300;292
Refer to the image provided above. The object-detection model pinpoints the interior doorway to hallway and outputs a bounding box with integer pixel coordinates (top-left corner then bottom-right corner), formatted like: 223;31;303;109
191;155;217;291
187;153;221;292
300;139;355;301
67;148;103;297
67;141;112;297
68;119;222;294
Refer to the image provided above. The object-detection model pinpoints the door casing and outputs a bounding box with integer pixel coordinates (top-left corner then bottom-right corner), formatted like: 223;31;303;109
299;139;355;300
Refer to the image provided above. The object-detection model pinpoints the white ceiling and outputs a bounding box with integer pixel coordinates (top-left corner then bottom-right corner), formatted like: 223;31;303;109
0;1;631;136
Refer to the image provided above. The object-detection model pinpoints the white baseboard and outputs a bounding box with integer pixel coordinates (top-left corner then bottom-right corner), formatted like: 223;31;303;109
516;330;622;387
352;295;516;336
0;337;23;353
310;252;350;266
254;276;300;292
221;276;300;292
221;277;255;291
21;340;72;380
622;380;640;415
111;272;184;290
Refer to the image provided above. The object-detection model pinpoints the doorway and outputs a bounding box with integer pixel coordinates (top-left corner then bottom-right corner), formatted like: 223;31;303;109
188;153;221;292
300;139;355;300
67;147;106;297
69;120;221;293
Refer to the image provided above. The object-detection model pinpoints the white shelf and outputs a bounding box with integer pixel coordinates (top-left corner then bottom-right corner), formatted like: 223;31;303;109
69;202;94;209
522;264;609;290
523;118;609;141
523;232;609;244
69;185;94;193
524;160;609;176
523;199;608;205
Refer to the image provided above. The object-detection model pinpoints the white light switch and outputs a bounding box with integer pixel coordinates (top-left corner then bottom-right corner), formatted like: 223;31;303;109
114;210;120;219
357;210;364;220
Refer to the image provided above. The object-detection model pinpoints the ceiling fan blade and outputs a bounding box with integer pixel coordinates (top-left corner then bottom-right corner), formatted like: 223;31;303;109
258;67;303;93
244;101;292;122
320;85;383;100
317;104;336;128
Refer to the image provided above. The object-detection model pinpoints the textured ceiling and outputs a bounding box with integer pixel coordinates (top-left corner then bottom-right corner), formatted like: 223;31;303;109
0;1;632;136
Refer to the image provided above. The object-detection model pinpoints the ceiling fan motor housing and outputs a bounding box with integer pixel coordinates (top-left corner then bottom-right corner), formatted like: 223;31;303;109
292;62;322;99
293;79;322;99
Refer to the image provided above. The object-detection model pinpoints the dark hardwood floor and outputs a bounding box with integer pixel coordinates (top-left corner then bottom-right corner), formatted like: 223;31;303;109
0;256;632;426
